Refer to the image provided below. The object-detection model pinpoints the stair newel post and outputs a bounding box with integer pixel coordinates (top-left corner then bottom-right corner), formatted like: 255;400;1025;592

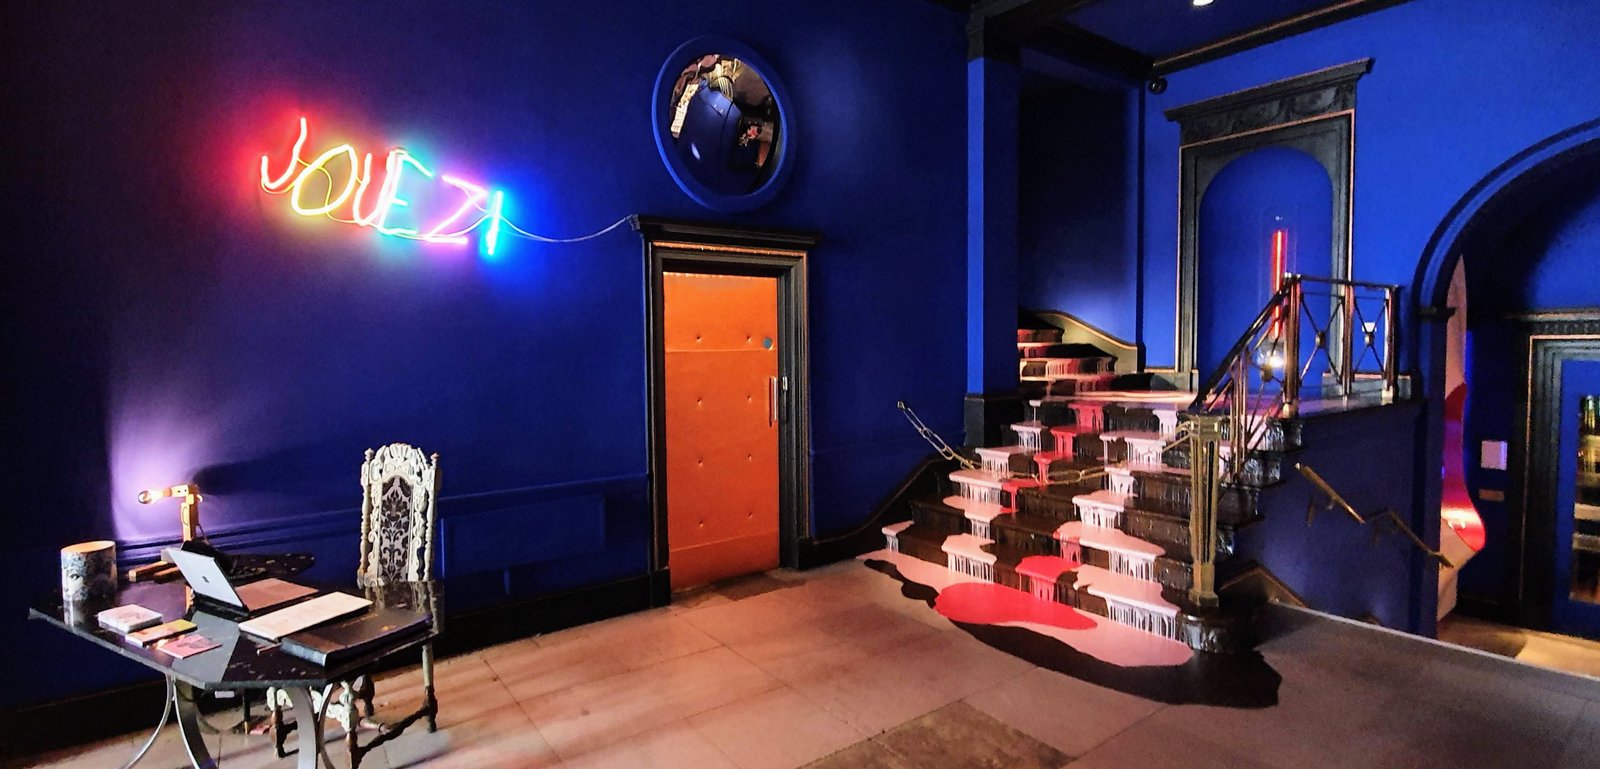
1230;354;1247;480
1282;278;1302;417
1186;414;1224;608
1339;280;1357;396
1382;285;1399;398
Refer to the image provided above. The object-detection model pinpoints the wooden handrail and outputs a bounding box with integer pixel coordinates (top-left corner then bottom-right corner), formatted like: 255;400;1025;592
1296;463;1452;568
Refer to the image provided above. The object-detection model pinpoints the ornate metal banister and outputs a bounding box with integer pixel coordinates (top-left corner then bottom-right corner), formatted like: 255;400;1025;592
1297;463;1451;567
1188;274;1401;483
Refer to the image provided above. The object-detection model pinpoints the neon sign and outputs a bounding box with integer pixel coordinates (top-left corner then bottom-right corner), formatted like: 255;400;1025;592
259;117;508;256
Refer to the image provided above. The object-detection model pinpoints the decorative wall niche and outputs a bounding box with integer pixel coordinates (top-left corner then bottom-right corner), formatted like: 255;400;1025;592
1165;59;1372;381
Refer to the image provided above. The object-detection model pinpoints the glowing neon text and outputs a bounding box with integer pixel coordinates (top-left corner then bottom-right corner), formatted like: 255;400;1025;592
260;117;506;255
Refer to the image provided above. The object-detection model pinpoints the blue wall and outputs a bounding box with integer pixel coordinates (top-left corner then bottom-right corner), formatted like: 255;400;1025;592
1017;70;1141;344
0;0;968;710
1240;405;1425;629
1135;0;1600;634
1141;0;1600;371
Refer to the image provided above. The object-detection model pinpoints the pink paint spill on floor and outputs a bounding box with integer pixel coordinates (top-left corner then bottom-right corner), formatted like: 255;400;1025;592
935;582;1096;629
864;549;1193;668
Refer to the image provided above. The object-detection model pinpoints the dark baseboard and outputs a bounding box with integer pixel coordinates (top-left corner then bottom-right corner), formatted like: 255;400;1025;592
796;454;955;570
2;572;659;757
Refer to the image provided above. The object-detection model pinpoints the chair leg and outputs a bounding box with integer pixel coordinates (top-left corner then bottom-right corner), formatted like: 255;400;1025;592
340;684;362;769
422;641;438;733
357;675;376;719
268;687;292;758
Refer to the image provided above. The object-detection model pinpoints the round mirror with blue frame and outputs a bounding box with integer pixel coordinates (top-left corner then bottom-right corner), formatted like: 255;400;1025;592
652;37;794;212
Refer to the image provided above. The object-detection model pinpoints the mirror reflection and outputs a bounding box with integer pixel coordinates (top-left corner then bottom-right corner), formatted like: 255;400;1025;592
666;54;781;196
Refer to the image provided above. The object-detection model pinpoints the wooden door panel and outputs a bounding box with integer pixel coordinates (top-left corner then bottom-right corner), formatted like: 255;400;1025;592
664;273;779;590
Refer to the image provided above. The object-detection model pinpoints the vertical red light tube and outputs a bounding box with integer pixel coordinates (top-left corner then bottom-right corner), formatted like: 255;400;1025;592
1270;228;1287;337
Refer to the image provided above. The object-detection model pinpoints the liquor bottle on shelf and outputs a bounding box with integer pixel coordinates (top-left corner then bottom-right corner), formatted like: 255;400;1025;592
1579;395;1600;507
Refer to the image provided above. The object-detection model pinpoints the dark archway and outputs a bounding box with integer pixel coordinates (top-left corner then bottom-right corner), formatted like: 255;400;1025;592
1412;118;1600;630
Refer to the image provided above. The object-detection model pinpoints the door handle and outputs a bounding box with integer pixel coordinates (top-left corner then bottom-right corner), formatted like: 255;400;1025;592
768;376;780;427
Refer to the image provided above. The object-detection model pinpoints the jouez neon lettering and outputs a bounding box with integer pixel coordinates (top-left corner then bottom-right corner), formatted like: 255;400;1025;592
259;117;508;254
288;144;359;216
483;190;506;257
261;117;309;191
426;175;486;245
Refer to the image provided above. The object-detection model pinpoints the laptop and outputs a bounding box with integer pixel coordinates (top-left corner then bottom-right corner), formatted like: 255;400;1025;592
165;548;317;618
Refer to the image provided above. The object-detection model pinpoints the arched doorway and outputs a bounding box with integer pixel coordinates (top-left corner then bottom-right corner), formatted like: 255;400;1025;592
1414;118;1600;637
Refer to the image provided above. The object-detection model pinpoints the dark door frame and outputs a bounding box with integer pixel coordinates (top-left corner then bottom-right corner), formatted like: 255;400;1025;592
1513;312;1600;629
634;216;820;603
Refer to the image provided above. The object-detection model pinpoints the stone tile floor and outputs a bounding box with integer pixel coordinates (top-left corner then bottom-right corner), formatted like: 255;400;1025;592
13;560;1600;768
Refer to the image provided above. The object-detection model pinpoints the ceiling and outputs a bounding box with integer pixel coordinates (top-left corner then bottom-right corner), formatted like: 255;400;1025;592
1061;0;1347;60
960;0;1406;77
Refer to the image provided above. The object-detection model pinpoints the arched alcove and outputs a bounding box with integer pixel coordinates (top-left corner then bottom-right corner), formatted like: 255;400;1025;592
1414;118;1600;634
1164;60;1370;382
1196;146;1333;374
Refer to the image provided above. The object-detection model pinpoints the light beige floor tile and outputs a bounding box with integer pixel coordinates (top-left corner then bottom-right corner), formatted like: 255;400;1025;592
721;602;937;686
485;635;632;703
689;686;865;769
520;646;780;759
964;667;1161;758
381;706;561;769
373;654;517;730
562;721;735;769
792;631;1032;736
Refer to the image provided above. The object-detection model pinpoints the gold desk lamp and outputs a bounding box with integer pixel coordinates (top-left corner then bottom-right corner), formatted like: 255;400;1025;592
125;483;203;582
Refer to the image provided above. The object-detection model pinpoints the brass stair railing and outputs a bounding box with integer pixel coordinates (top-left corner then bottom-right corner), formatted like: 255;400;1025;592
1297;463;1451;567
1189;274;1400;482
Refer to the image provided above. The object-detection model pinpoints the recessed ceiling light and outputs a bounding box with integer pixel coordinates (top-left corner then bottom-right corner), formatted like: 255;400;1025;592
1193;0;1215;6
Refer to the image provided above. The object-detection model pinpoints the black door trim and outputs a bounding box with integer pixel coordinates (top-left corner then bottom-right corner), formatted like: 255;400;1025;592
634;216;820;597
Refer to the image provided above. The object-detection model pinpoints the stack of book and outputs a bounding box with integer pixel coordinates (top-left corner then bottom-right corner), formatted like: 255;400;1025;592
279;608;432;666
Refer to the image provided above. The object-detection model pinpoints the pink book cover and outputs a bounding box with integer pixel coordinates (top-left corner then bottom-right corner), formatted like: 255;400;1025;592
156;633;221;659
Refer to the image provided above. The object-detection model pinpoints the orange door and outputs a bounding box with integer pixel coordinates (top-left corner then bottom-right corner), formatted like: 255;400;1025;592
663;272;781;591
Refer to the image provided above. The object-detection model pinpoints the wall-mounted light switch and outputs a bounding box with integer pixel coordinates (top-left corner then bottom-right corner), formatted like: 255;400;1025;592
1481;440;1508;471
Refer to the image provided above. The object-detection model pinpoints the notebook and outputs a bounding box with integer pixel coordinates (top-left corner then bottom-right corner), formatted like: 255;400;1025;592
126;619;196;646
279;607;431;666
238;592;372;642
98;605;163;633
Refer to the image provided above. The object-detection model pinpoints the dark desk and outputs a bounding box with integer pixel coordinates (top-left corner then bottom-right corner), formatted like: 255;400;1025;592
28;558;435;769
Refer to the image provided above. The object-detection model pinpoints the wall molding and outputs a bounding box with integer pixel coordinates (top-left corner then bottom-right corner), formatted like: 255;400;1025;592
116;473;648;565
1153;0;1411;76
1165;59;1372;145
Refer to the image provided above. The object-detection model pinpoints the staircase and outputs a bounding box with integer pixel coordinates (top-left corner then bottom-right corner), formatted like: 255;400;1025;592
884;326;1289;653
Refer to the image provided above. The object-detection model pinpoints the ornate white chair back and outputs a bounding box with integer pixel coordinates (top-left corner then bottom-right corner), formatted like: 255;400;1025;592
356;444;439;587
